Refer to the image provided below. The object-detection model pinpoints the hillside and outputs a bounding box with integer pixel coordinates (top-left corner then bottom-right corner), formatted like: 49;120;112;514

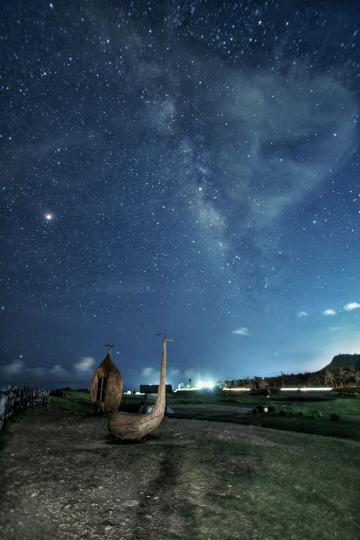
323;354;360;371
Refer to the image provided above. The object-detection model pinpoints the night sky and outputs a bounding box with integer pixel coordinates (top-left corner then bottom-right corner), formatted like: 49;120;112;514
1;1;360;389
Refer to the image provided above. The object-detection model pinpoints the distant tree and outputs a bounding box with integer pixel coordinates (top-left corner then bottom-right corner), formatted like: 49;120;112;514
253;377;268;390
334;368;347;388
322;370;335;387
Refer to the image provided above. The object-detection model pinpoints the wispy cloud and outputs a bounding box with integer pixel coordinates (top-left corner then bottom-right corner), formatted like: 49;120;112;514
343;302;360;312
27;366;46;377
141;367;160;382
232;327;250;336
141;367;155;377
220;70;357;226
1;358;80;384
140;366;180;385
323;309;337;316
297;311;309;318
74;356;95;372
1;359;24;376
49;365;68;377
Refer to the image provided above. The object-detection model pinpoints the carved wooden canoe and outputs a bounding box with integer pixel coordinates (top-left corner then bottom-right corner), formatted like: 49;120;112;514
109;337;172;440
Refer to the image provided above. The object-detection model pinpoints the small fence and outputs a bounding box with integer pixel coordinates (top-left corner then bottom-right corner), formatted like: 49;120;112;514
0;386;50;431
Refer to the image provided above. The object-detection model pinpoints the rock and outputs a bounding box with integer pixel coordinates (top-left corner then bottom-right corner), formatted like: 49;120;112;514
123;499;139;507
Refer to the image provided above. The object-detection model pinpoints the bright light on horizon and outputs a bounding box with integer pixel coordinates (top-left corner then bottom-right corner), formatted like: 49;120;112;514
195;379;216;390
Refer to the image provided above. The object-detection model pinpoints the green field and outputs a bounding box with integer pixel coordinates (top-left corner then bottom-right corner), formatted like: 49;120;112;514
49;390;93;413
49;390;360;441
186;428;360;539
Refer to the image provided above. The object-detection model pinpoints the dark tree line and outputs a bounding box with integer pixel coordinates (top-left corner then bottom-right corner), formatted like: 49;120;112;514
220;367;360;390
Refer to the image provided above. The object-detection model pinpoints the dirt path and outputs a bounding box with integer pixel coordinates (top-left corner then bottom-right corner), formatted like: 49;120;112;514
0;408;359;540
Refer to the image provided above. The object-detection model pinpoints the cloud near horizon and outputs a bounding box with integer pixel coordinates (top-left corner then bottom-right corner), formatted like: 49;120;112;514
1;355;97;386
1;359;24;376
49;364;68;377
343;302;360;312
232;327;250;336
74;357;95;372
141;366;181;382
323;309;337;316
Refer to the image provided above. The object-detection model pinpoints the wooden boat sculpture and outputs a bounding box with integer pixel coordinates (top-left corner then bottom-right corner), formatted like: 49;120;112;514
90;345;123;413
109;335;173;440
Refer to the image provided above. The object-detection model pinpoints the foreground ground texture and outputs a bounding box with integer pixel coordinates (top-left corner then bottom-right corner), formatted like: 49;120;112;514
0;409;359;540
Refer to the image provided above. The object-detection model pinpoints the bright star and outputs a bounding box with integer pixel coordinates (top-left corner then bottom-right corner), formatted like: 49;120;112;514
45;213;54;221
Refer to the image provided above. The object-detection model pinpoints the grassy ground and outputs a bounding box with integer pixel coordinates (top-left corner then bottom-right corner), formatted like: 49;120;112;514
50;391;93;414
168;390;360;416
186;429;360;539
268;397;360;417
49;390;360;441
205;414;360;441
0;408;359;539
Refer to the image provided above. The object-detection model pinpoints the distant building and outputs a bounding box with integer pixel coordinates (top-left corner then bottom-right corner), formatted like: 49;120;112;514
139;384;173;394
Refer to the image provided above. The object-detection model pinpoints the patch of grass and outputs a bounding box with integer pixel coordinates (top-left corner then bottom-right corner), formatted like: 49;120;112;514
205;414;360;441
168;390;360;417
178;428;360;540
271;398;360;418
167;389;339;405
49;391;93;413
50;391;145;414
119;396;143;412
50;390;360;430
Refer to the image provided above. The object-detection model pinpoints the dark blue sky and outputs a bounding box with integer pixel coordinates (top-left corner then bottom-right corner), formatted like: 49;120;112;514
1;0;360;388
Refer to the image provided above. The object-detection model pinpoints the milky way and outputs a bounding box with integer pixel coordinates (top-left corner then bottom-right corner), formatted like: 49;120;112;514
1;1;360;388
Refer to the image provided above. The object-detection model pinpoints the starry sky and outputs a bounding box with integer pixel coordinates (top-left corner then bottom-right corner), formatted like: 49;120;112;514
1;0;360;389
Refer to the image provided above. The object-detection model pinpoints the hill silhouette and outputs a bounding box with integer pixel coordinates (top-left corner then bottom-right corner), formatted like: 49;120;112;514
323;354;360;371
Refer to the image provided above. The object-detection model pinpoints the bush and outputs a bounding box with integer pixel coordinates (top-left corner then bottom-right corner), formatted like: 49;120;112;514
330;413;340;421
